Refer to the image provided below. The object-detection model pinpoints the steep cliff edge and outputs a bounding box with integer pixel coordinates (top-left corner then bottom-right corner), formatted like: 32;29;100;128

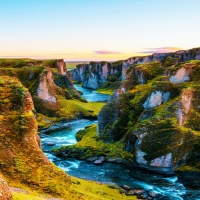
0;59;103;129
98;60;200;173
0;76;134;200
73;47;200;90
72;61;122;90
0;76;72;197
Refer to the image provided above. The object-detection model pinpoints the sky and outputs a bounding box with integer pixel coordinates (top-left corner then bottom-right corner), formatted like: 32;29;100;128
0;0;200;61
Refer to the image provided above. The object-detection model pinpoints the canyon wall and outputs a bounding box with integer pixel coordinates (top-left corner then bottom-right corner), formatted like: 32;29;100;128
0;76;71;196
98;60;200;173
73;47;200;89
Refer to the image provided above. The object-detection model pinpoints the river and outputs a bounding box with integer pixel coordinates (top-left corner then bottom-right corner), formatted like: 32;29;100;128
40;84;200;200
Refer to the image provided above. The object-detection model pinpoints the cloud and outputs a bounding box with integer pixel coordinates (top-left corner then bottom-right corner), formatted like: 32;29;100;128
0;55;45;58
94;50;123;54
138;47;182;54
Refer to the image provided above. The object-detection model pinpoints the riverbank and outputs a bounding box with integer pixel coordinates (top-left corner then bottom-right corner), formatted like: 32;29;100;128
40;83;200;200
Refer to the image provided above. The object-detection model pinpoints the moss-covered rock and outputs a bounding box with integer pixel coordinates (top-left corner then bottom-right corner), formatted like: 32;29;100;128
98;60;200;173
0;59;98;128
0;76;72;197
53;125;134;163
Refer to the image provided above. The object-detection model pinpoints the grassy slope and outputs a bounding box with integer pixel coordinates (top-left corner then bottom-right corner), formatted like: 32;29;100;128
11;177;137;200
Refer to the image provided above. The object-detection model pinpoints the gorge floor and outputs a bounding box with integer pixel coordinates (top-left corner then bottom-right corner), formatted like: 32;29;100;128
40;85;200;200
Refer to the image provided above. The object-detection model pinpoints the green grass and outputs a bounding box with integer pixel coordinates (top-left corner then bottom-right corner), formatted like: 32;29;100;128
58;95;105;118
11;177;138;200
55;125;134;162
12;192;46;200
66;62;89;69
95;88;114;95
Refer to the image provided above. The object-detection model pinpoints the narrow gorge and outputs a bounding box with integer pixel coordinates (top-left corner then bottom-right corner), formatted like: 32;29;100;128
0;47;200;199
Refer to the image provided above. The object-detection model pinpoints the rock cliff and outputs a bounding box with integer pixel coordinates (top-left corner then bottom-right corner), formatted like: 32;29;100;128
72;61;122;89
0;76;72;196
98;59;200;173
0;59;90;128
0;76;132;200
54;59;66;75
73;47;200;90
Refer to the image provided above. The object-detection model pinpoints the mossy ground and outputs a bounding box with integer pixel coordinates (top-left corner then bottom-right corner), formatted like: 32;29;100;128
10;177;137;200
57;96;105;119
53;125;134;162
95;88;114;95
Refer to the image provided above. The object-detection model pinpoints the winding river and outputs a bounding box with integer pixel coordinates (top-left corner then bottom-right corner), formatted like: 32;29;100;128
40;84;200;200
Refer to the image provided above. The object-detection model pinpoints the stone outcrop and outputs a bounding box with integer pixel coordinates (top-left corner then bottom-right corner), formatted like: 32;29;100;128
37;68;57;103
122;47;200;80
0;76;71;195
143;91;170;109
72;48;200;89
54;59;66;75
82;73;99;89
71;61;122;89
98;60;200;173
0;59;83;121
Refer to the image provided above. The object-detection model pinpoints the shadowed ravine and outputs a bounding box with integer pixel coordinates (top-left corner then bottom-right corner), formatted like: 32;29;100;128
40;85;200;200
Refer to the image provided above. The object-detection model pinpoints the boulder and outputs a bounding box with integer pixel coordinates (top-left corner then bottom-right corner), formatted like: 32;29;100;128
94;160;103;165
98;156;105;162
122;185;131;190
133;190;145;195
86;157;98;162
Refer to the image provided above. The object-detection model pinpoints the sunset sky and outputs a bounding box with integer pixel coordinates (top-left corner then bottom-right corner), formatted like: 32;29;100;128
1;0;200;61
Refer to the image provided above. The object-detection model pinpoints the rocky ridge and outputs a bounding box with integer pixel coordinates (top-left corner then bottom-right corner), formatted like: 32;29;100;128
72;47;200;90
97;59;200;173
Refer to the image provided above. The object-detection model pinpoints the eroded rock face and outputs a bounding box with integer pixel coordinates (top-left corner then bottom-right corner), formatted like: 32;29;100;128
82;73;99;89
71;61;121;89
0;76;71;192
122;47;200;80
101;63;109;79
150;153;172;167
170;67;190;83
136;150;147;165
121;62;130;81
55;59;66;75
72;69;81;82
37;68;57;103
143;91;170;109
98;59;200;173
177;89;193;126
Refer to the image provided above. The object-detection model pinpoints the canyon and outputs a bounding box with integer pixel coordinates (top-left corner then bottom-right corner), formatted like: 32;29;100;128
0;47;200;199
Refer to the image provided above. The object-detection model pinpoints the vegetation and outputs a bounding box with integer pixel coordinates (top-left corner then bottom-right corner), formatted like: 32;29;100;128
53;125;134;162
0;76;137;200
66;61;89;69
97;60;200;172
